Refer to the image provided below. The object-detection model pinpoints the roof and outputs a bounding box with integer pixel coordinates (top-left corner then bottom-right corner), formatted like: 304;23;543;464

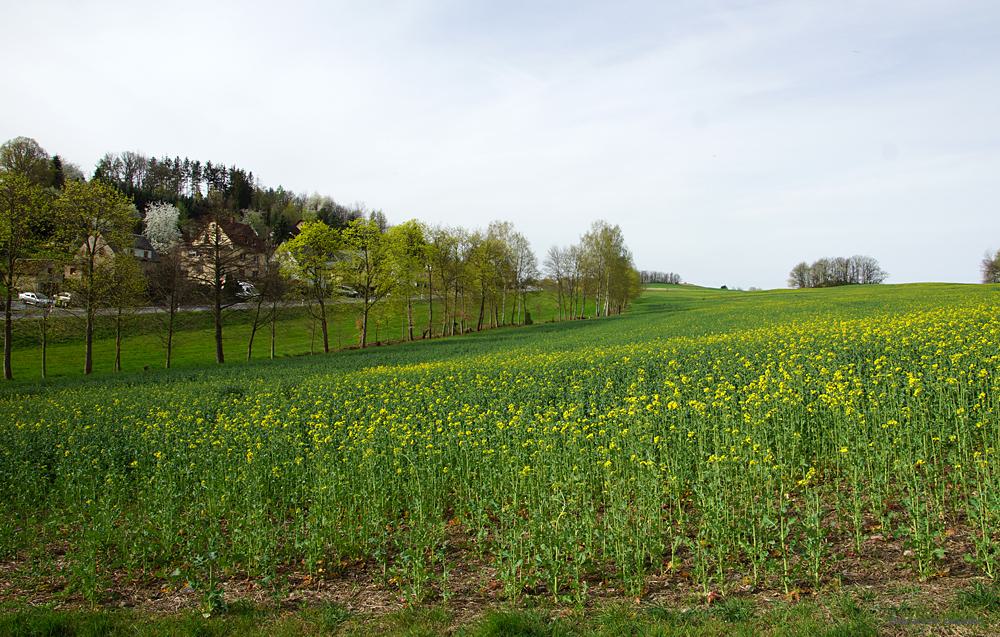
76;233;158;259
218;219;266;252
132;234;156;253
186;218;266;253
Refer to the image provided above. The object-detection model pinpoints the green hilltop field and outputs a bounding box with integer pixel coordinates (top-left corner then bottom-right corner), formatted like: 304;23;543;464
2;282;999;636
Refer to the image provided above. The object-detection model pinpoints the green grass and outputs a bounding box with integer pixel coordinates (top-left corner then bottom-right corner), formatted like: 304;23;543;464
8;588;995;636
7;282;991;385
0;594;943;636
5;290;562;381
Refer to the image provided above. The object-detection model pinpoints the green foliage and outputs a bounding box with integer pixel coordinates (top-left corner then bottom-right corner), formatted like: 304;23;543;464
0;171;53;264
1;171;56;379
277;219;341;284
55;179;137;258
0;136;52;186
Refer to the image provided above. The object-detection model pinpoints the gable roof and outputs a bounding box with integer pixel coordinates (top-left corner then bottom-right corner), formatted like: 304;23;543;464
77;233;158;259
218;219;265;252
185;218;266;253
132;234;156;253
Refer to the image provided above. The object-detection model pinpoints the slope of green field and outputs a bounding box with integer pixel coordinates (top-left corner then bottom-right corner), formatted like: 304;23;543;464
4;291;561;381
1;283;998;632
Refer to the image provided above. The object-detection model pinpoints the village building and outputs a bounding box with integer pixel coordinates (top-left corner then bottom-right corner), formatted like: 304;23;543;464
64;233;159;279
181;218;267;283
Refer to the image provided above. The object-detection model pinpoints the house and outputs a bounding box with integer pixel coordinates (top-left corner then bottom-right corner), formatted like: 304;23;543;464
64;234;159;278
131;234;158;262
182;218;267;282
14;259;61;295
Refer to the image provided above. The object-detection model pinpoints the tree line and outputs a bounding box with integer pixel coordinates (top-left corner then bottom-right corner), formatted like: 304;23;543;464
93;149;365;239
787;255;888;289
1;136;642;380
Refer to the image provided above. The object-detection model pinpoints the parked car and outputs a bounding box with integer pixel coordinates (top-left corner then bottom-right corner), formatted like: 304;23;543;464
235;281;258;300
55;292;73;307
18;292;53;306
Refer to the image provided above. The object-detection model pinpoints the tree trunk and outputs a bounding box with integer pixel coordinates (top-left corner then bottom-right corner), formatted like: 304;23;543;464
555;282;563;322
317;294;330;353
247;297;266;361
477;284;486;331
165;301;175;369
452;284;459;335
406;294;414;341
114;308;122;372
214;273;224;364
84;305;94;375
604;270;611;316
360;304;369;348
246;312;258;361
440;282;449;337
426;268;433;338
460;284;468;333
84;252;94;375
247;324;257;361
40;312;47;380
361;281;372;349
270;300;277;359
3;280;12;380
309;313;316;354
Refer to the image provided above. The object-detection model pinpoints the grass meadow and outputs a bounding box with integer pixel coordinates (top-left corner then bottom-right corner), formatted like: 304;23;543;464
5;291;562;380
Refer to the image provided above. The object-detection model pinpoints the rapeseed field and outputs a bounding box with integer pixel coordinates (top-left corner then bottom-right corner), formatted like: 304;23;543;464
2;283;997;610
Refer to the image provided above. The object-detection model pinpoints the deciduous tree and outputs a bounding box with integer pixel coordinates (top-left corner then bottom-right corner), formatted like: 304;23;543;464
342;218;395;347
386;220;428;341
143;202;182;252
0;172;52;379
982;249;1000;284
106;255;146;372
0;137;51;186
277;220;340;353
56;180;136;375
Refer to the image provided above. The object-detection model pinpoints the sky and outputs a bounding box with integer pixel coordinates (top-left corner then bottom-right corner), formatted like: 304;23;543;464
2;0;999;289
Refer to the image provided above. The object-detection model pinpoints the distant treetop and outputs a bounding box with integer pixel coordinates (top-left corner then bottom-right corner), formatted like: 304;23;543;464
788;255;887;289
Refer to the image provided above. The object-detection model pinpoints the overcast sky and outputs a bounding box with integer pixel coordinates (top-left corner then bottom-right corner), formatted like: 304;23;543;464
2;0;999;288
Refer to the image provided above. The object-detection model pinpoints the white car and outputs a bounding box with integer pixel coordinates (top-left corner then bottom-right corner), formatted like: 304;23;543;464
55;292;73;307
18;292;53;306
235;281;258;300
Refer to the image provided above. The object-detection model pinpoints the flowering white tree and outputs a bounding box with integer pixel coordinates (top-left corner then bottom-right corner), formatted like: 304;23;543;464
143;202;181;251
